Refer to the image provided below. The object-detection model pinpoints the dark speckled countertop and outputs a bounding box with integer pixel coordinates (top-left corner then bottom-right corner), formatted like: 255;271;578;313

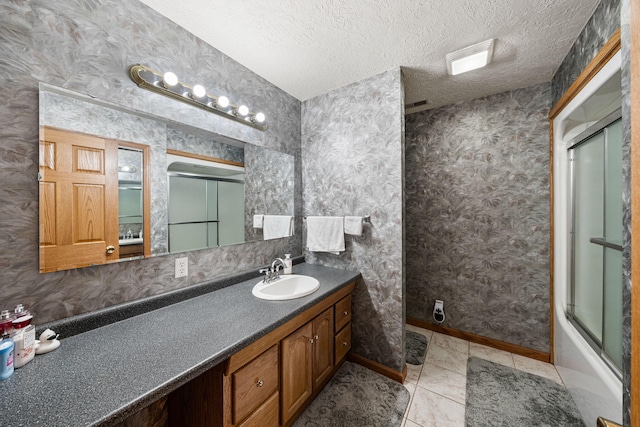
0;263;360;427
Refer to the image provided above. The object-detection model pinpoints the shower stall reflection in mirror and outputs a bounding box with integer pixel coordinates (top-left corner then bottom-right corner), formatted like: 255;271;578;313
552;50;623;424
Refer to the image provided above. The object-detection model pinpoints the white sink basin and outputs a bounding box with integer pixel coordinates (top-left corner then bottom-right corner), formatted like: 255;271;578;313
252;275;320;301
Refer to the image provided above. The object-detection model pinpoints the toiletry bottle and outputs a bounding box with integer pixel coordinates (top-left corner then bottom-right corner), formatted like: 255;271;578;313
0;310;13;337
11;304;35;368
0;335;14;380
0;310;14;380
283;254;293;275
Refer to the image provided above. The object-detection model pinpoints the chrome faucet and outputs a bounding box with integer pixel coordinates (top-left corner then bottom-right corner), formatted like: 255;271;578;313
271;258;285;273
259;258;286;284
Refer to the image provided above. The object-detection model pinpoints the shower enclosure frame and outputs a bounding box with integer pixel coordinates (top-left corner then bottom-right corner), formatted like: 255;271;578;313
549;31;623;424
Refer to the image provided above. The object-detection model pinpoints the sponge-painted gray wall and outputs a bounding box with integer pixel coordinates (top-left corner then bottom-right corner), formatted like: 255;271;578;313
551;0;621;105
0;0;302;324
405;83;551;352
620;0;631;423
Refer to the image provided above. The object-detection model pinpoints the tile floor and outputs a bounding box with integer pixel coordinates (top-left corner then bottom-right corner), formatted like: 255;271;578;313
401;324;565;427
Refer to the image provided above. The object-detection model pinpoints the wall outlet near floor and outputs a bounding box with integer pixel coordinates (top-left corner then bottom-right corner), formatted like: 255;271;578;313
433;299;445;323
175;257;188;278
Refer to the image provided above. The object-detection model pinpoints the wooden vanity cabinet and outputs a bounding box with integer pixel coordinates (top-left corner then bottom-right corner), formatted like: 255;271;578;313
281;307;334;424
168;280;355;427
119;243;143;258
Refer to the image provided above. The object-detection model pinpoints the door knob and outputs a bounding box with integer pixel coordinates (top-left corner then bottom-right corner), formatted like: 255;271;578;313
106;245;115;255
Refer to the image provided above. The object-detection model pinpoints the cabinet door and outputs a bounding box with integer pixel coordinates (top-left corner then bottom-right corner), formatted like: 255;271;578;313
312;307;334;389
281;322;313;424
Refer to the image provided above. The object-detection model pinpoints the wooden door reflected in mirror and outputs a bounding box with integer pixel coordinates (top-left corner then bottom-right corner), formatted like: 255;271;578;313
39;126;150;273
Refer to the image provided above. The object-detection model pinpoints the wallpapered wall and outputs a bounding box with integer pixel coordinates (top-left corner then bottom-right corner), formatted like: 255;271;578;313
301;69;406;372
620;0;631;423
621;8;631;421
551;0;621;105
405;83;552;352
0;0;302;325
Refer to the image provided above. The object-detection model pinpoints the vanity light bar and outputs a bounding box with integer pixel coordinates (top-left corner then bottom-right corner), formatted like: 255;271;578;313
129;64;267;131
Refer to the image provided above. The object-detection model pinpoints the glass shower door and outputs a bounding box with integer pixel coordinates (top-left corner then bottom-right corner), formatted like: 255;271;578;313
569;117;622;374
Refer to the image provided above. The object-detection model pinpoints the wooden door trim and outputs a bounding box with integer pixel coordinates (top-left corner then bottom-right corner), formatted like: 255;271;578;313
549;29;621;120
167;148;244;168
119;140;151;257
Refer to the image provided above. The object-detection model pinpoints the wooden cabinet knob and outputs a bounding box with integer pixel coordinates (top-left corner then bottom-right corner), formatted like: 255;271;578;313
313;335;319;340
256;379;264;387
343;311;348;316
308;338;314;344
343;341;348;346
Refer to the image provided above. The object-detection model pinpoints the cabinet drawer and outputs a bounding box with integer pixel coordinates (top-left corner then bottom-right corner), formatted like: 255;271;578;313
335;323;351;363
334;295;352;332
232;345;279;424
238;392;279;427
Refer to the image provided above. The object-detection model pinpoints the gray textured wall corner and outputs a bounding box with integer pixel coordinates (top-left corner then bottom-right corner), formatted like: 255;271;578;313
301;68;405;372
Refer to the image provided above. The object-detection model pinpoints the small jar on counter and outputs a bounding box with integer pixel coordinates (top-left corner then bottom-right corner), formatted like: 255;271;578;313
0;310;13;337
283;254;293;275
11;304;35;369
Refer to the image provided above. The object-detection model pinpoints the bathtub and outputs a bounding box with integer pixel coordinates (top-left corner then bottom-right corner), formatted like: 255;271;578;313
552;50;623;425
553;304;623;424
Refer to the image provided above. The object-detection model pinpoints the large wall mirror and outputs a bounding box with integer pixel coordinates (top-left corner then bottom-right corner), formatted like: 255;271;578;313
39;83;295;273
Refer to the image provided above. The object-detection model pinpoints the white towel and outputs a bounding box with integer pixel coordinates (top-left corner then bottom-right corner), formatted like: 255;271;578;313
306;216;345;254
253;214;264;229
263;215;294;240
344;216;364;236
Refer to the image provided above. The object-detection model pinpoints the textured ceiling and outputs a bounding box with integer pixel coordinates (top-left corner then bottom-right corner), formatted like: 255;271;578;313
139;0;600;113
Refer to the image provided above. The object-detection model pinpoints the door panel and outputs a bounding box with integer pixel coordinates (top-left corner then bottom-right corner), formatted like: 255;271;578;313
39;127;119;272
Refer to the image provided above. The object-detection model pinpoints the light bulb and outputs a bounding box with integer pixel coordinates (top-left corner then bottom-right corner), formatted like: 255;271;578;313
162;72;178;87
191;84;206;98
254;112;266;123
216;96;230;108
237;105;249;116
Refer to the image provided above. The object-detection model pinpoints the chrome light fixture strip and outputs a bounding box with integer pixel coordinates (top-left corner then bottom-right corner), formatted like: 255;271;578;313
129;64;267;131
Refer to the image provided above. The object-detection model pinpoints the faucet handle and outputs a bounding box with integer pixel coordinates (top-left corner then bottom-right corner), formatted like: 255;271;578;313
259;267;274;283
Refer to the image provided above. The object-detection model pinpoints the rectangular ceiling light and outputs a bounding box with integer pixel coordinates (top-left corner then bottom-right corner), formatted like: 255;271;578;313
446;39;495;76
